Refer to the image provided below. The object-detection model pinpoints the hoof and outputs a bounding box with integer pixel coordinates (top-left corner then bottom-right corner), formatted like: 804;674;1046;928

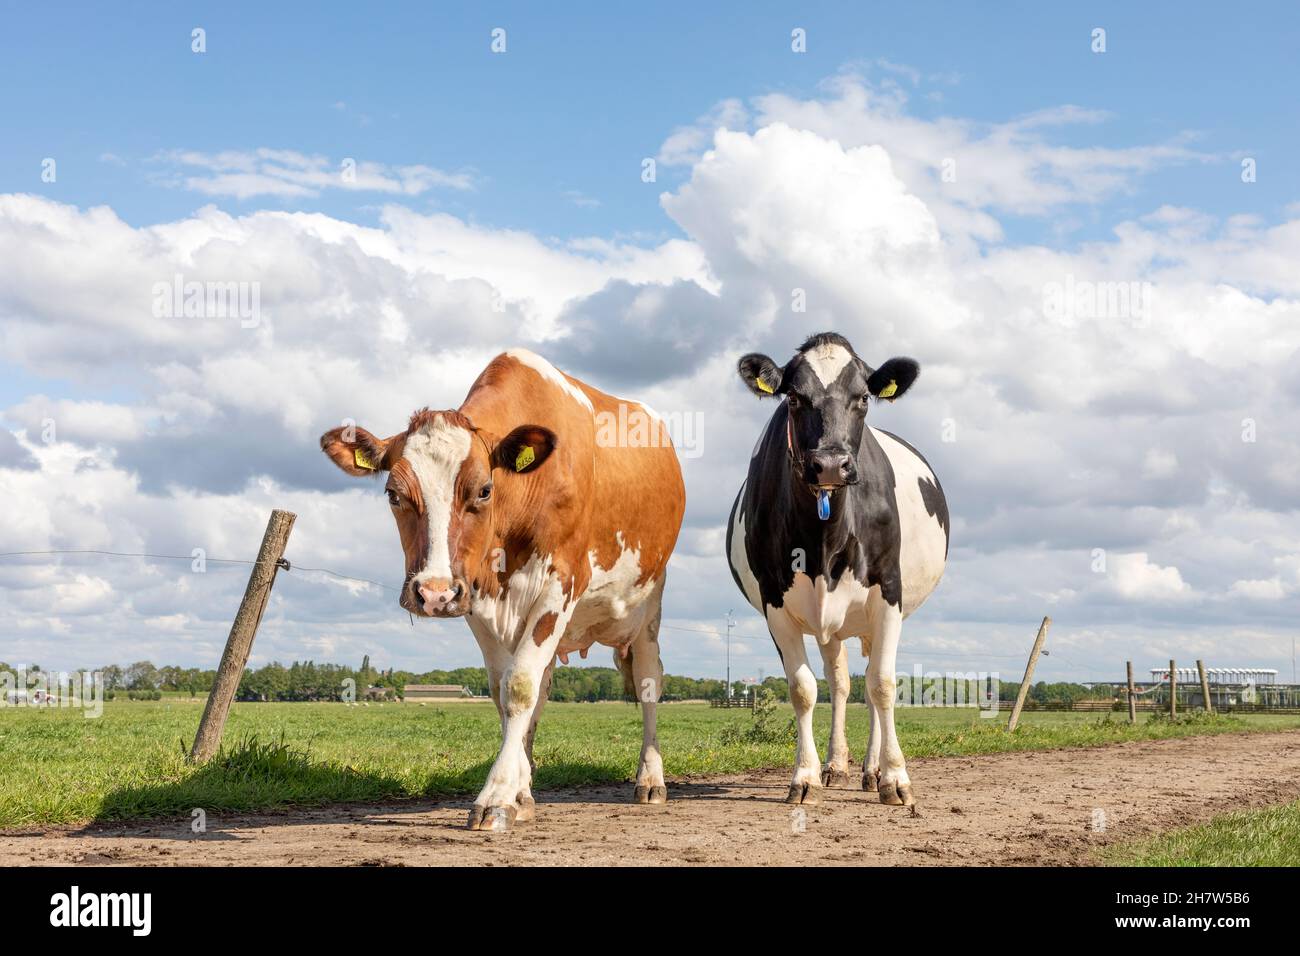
862;768;880;792
466;804;518;831
515;795;536;823
878;780;914;807
634;784;668;805
821;767;851;788
785;781;823;805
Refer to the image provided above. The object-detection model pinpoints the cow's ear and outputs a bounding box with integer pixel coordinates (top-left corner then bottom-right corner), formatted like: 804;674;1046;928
867;358;921;402
738;353;784;398
320;425;401;476
493;425;557;475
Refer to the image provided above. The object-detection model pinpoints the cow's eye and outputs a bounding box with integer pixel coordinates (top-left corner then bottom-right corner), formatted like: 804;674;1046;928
477;483;493;501
857;394;870;408
386;490;401;508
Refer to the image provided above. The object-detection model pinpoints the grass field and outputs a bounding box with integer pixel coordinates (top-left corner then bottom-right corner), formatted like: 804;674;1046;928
1104;799;1300;866
3;699;1299;828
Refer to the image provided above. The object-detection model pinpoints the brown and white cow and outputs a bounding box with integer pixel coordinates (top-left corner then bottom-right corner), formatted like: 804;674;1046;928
321;349;685;830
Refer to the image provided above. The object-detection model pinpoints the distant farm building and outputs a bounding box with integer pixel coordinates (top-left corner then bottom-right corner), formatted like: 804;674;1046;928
1146;667;1295;710
403;684;473;701
1149;666;1278;686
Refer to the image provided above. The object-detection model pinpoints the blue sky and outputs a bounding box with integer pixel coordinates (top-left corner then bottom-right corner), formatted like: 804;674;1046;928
3;2;1300;684
4;1;1297;242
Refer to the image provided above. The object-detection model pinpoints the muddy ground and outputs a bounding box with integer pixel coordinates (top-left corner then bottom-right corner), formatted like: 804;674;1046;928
5;730;1299;866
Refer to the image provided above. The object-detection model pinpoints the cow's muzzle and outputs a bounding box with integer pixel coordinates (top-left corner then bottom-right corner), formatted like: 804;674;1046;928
807;449;858;489
405;577;469;618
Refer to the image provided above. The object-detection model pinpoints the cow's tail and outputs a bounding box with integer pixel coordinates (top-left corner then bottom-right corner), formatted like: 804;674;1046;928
614;644;636;700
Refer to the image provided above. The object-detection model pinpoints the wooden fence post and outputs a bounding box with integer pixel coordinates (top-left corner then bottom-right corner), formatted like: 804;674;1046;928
1168;658;1177;719
1126;660;1137;724
1197;659;1212;714
189;509;297;763
1007;616;1051;732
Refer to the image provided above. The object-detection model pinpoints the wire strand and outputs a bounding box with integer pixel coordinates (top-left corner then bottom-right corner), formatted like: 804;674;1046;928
0;548;400;593
283;564;401;593
0;548;260;565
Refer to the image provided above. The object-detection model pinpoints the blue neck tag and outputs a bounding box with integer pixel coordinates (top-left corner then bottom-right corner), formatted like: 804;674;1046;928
817;488;831;521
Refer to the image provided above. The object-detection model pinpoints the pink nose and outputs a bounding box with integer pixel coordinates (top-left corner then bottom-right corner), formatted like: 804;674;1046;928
417;580;462;613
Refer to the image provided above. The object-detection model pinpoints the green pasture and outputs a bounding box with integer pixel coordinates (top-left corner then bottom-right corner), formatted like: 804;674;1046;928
2;698;1298;829
1104;799;1300;866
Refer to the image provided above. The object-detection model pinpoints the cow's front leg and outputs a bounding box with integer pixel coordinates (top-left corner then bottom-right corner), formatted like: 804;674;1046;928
470;624;509;736
769;613;822;805
818;637;851;787
468;615;565;831
523;659;554;773
515;659;554;823
866;602;912;806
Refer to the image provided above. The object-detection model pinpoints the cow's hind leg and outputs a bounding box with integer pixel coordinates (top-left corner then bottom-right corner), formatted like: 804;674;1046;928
866;602;912;806
862;692;882;791
769;613;823;805
818;637;851;787
630;589;668;805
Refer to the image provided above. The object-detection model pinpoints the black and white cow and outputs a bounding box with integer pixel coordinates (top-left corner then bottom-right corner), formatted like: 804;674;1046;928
726;332;949;807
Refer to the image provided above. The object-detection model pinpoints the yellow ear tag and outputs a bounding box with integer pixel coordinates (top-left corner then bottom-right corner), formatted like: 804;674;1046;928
878;380;898;399
757;378;774;394
515;446;535;472
353;448;377;471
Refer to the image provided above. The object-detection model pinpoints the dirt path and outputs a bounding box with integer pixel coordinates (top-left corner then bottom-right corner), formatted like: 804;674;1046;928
6;730;1300;866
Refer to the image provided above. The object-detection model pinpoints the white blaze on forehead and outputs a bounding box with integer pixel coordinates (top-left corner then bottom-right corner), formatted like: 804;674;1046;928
804;343;854;386
505;348;594;412
403;418;474;582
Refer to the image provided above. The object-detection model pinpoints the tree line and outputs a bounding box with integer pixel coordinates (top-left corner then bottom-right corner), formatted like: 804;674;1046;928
1;658;733;703
2;658;1105;706
754;675;1107;706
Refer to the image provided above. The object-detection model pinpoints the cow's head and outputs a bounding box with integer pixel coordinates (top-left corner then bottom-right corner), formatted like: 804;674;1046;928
320;410;556;617
738;332;919;488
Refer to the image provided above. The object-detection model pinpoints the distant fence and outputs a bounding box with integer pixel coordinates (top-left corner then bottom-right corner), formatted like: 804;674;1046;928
709;696;1300;713
1222;703;1300;715
1019;698;1300;715
710;696;757;710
